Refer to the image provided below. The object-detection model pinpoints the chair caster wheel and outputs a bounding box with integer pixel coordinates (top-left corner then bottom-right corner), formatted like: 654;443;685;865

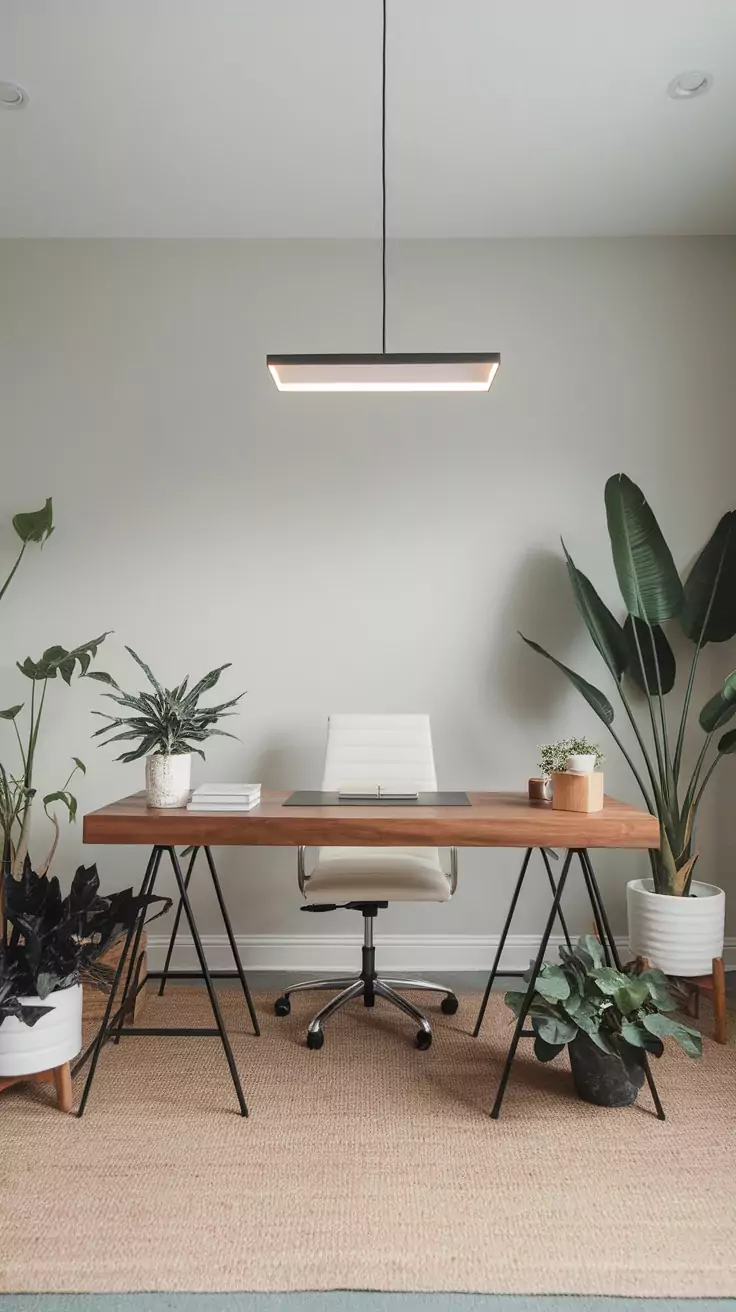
415;1029;432;1050
441;995;459;1015
307;1029;324;1050
274;996;291;1017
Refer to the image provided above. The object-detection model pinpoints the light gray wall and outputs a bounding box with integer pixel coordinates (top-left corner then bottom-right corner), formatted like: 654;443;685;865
2;238;735;946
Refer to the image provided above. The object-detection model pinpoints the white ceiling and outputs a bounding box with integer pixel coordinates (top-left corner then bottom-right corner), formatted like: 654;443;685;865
2;0;736;238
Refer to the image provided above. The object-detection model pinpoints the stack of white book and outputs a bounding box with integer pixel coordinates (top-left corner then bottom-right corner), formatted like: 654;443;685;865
186;783;262;812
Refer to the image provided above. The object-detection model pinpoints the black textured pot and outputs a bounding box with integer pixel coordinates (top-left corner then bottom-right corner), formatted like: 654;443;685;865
568;1032;646;1107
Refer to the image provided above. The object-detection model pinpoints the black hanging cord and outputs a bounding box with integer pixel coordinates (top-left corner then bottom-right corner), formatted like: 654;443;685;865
381;0;387;354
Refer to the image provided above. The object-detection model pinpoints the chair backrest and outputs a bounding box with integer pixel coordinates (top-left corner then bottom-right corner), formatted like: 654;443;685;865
322;714;438;793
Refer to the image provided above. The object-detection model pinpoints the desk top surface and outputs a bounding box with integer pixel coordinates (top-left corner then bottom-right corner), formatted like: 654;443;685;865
83;790;658;849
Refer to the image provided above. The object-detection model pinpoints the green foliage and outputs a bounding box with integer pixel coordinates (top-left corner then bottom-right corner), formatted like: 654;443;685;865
504;935;702;1067
0;500;109;874
521;473;736;894
93;647;245;762
538;737;603;779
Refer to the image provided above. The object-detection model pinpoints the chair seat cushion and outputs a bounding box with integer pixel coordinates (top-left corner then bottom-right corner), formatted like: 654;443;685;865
304;847;451;903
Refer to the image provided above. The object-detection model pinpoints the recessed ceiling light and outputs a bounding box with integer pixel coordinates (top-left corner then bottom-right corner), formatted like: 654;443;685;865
667;70;713;100
0;81;28;108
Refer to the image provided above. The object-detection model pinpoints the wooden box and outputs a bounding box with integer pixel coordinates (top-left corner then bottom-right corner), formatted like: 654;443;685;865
83;931;148;1026
551;771;604;813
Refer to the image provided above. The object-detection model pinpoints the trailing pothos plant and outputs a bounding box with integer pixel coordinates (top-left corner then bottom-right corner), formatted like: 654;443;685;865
505;935;702;1064
1;859;171;1016
522;474;736;895
0;499;111;877
90;648;245;762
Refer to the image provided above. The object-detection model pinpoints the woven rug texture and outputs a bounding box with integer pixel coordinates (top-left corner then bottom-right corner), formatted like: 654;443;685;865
1;989;734;1296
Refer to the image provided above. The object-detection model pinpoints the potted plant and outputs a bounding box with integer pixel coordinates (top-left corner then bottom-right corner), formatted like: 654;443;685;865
521;474;735;975
505;935;701;1107
0;859;169;1082
0;499;111;881
538;737;604;783
91;648;245;807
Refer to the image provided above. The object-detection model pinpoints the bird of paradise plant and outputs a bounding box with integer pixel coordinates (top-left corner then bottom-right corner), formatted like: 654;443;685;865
521;473;736;896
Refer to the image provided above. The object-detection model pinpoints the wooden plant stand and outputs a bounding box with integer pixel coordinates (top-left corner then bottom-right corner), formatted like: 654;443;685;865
637;956;728;1045
0;1062;73;1111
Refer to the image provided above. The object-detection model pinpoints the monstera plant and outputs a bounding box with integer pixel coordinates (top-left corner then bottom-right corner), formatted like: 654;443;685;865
522;474;736;899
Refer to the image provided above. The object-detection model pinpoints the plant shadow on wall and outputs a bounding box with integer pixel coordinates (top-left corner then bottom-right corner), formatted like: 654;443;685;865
519;473;735;975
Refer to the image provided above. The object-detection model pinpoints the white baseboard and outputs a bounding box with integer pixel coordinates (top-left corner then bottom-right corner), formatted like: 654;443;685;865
147;932;736;973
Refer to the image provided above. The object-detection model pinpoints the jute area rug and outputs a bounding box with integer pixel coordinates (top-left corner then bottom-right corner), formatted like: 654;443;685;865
1;989;734;1297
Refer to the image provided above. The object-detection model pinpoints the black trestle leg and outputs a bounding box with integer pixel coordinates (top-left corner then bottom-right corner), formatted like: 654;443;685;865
158;846;200;997
473;847;533;1038
165;846;249;1118
75;846;160;1117
539;848;573;950
113;845;164;1044
203;845;260;1036
576;849;611;964
489;849;574;1119
579;849;665;1122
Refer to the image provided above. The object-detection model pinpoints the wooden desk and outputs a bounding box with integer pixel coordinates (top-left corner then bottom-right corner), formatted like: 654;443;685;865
84;789;659;849
79;790;662;1122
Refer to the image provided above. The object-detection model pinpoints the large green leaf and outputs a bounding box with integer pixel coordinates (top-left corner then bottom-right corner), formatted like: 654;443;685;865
576;934;606;969
17;633;110;682
519;635;615;726
592;967;629;995
12;498;54;545
638;968;676;1011
533;1035;565;1062
699;670;736;732
642;1012;702;1058
681;511;736;644
534;965;571;1002
604;474;683;624
717;728;736;755
623;615;676;695
562;542;628;680
0;704;24;721
535;1016;578;1046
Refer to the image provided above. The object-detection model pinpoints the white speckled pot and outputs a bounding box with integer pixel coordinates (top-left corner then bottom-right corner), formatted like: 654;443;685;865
0;983;82;1077
145;752;191;808
627;878;725;976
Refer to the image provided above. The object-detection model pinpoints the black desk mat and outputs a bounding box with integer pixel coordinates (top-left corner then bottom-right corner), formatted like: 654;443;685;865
283;791;471;806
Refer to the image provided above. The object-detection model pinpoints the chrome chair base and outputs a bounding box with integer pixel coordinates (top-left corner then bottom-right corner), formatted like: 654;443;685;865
274;918;459;1052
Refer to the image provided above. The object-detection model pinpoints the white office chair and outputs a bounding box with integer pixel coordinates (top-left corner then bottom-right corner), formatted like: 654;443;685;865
274;714;458;1049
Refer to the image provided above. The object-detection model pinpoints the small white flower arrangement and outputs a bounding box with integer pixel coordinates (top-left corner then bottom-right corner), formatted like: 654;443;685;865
538;737;604;780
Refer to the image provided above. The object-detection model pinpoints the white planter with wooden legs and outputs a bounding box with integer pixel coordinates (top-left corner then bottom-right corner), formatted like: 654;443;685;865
627;878;725;976
0;982;82;1113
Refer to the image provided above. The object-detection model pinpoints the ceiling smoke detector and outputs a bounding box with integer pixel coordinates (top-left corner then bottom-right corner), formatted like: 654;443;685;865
667;71;713;100
0;81;28;108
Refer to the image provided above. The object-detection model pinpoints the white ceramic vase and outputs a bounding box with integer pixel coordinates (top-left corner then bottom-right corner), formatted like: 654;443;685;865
145;752;192;808
627;878;725;976
565;754;596;774
0;982;83;1077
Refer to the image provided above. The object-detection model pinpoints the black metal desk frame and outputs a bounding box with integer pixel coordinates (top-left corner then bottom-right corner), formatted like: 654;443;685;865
473;846;665;1122
72;845;259;1118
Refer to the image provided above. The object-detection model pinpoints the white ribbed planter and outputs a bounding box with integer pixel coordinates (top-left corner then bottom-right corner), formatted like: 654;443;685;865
0;982;82;1077
145;752;191;808
627;878;725;976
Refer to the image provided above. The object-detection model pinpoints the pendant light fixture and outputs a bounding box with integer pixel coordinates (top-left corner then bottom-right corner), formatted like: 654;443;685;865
267;0;500;394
